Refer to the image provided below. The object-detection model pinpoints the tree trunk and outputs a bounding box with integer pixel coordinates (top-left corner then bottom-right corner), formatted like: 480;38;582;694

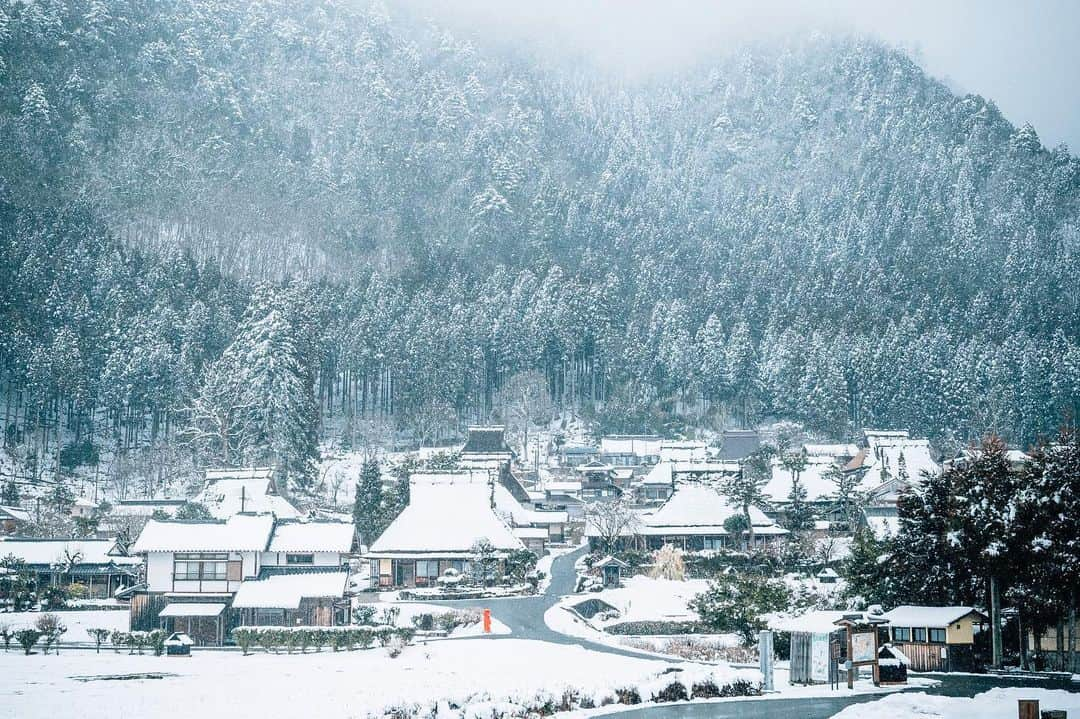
989;574;1003;668
1069;592;1077;674
744;505;755;551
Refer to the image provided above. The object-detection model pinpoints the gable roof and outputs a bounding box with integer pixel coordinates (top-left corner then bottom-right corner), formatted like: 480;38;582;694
580;484;787;539
195;468;301;519
881;605;987;628
268;521;354;553
132;514;275;553
368;473;523;557
461;426;512;455
0;537;139;566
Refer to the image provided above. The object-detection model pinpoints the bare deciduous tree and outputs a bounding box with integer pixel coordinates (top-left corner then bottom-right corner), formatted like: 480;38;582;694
586;497;640;553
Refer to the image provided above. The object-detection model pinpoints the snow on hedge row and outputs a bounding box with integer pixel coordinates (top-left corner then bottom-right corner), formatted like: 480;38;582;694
373;663;760;718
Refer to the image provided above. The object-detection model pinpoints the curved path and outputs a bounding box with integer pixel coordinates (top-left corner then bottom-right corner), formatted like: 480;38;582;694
442;545;666;659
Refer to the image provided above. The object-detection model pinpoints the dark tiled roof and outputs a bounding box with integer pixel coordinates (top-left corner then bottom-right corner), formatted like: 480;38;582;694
461;427;511;455
719;430;761;461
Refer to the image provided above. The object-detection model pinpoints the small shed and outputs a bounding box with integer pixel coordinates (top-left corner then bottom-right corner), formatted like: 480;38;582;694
593;556;630;588
816;567;839;584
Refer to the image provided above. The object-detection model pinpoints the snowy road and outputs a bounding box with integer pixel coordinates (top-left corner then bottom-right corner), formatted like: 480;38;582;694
604;673;1080;718
432;545;677;661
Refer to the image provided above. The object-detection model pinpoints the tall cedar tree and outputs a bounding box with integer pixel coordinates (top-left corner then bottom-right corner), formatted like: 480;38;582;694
353;459;385;546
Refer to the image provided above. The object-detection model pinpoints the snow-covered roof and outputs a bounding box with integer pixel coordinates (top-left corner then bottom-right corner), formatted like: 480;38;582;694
767;610;848;634
111;499;187;517
863;513;899;540
205;467;275;481
132;515;275;553
268;521;354;553
493;484;569;527
159;602;226;617
513;527;548;540
595;484;787;538
881;606;986;628
600;435;662;457
0;538;138;566
803;443;859;458
641;462;673;486
765;455;854;503
367;473;524;558
0;505;31;522
544;481;582;493
232;571;349;609
195;471;301;520
72;497;98;508
862;439;939;483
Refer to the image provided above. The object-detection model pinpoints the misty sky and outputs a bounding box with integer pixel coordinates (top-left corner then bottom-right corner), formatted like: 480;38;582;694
405;0;1080;151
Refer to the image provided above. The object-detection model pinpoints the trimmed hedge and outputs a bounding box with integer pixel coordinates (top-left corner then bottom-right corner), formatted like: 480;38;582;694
604;620;708;635
230;625;414;654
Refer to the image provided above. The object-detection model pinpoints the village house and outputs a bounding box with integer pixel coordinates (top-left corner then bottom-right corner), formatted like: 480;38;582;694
195;467;302;519
492;481;570;548
587;483;788;552
129;515;354;645
0;537;140;599
365;473;525;589
559;444;599;467
635;460;739;504
718;429;761;461
880;605;987;672
574;460;622;499
599;435;662;467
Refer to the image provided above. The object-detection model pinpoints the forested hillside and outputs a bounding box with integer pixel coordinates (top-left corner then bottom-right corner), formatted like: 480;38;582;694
1;0;1078;492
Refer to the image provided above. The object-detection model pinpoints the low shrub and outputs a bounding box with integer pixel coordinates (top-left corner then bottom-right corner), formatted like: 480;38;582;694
690;680;721;698
148;630;166;657
16;628;40;655
652;681;689;703
614;687;641;705
87;628;111;654
353;605;377;625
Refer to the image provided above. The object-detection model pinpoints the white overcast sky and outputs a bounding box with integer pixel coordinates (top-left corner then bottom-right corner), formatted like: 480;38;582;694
402;0;1080;151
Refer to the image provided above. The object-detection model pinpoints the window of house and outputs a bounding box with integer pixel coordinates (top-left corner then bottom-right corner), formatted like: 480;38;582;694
174;553;228;580
912;627;927;642
893;627;910;641
928;628;946;643
415;561;440;578
703;537;725;551
286;554;315;565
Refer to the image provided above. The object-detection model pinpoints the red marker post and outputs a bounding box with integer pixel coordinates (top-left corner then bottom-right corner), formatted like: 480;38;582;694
483;608;491;634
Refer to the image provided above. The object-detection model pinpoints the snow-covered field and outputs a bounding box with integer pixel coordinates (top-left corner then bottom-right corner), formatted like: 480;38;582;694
828;687;1080;719
566;576;711;625
1;609;129;643
0;638;749;719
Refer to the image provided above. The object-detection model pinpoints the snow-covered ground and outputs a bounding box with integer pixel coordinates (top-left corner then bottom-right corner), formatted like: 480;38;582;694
1;609;129;643
0;637;750;719
565;576;712;626
828;687;1080;719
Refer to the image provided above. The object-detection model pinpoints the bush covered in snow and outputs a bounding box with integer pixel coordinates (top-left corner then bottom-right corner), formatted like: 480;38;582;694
370;665;760;718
